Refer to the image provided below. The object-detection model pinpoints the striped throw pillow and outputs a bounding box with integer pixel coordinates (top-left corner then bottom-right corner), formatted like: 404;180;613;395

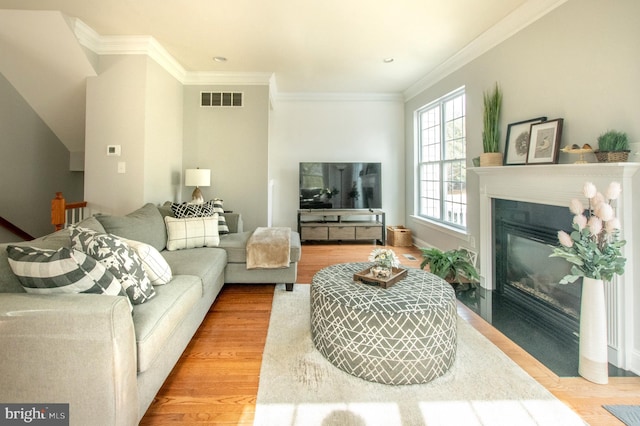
6;245;126;298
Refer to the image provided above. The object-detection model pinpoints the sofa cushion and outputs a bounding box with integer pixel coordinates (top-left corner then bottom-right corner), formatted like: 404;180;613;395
71;227;156;305
165;215;220;251
161;247;227;294
218;231;302;264
96;203;167;252
5;245;126;298
132;275;202;373
119;237;172;285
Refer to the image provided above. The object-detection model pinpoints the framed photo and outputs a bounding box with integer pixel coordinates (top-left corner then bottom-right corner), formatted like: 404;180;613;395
503;117;547;165
526;118;563;165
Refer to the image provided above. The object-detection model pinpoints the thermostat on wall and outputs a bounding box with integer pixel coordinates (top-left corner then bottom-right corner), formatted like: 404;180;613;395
107;145;121;156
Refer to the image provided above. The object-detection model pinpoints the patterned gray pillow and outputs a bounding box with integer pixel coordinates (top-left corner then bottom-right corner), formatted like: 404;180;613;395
70;227;155;305
6;245;126;299
170;201;215;218
171;200;229;234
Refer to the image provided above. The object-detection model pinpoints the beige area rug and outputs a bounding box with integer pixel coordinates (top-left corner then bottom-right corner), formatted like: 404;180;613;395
254;284;586;426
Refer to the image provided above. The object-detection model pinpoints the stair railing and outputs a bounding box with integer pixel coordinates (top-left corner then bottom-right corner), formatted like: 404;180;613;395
52;192;88;231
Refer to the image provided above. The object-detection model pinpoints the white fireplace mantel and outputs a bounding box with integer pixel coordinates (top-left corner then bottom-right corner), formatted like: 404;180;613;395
472;162;640;373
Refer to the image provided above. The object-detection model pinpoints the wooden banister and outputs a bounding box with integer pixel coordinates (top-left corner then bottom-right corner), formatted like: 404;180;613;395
52;192;88;231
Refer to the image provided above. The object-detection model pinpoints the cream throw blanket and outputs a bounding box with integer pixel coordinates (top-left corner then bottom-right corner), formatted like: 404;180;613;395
246;227;291;269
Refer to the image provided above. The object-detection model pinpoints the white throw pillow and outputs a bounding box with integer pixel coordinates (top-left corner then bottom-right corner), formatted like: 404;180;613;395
118;237;172;285
165;215;220;251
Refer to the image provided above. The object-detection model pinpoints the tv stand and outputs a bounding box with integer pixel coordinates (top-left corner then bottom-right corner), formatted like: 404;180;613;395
298;209;386;244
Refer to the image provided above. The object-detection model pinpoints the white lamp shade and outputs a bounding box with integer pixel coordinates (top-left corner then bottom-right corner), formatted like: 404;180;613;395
185;169;211;187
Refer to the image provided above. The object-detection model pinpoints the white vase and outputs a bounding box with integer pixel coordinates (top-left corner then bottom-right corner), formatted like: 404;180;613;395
578;277;609;384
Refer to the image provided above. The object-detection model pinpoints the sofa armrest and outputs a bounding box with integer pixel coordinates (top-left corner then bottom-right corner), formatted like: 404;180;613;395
0;293;138;426
222;213;243;233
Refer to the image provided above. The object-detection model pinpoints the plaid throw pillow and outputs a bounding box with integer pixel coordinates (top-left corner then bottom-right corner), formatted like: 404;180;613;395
165;215;220;251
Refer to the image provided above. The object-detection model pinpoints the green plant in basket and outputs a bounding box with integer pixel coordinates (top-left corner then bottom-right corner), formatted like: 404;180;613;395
597;130;629;152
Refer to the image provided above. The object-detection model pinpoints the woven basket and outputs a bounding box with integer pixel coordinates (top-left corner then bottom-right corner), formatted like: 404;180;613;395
594;150;629;163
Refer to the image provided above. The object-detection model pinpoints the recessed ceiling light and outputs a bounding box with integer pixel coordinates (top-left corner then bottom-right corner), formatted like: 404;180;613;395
383;58;394;63
213;56;228;63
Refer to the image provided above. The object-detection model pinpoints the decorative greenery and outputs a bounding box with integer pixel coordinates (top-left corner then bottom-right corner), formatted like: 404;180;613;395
369;248;400;269
597;130;629;152
550;181;626;283
321;187;339;198
420;248;479;284
482;82;503;153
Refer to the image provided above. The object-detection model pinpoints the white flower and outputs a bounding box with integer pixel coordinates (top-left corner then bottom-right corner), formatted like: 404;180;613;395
593;192;606;208
573;214;587;230
569;198;584;215
595;203;614;222
605;217;621;234
369;248;400;268
588;216;603;236
583;182;597;199
558;230;573;248
606;181;622;200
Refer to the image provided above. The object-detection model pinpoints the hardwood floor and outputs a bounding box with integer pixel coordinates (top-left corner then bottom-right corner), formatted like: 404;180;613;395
141;243;639;425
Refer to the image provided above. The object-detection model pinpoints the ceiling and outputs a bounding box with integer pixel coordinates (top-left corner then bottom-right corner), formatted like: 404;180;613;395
0;1;567;156
0;0;555;94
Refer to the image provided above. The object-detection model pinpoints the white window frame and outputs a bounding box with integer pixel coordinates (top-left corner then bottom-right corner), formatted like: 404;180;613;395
415;87;467;230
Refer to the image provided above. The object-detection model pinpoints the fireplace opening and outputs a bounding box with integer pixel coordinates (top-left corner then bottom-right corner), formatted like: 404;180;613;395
493;199;580;342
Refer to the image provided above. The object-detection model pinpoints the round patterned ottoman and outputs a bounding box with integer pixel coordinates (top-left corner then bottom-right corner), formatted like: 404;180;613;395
310;262;457;385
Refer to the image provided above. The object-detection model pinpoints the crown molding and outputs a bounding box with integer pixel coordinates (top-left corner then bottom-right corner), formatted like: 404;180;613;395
73;18;272;87
73;18;186;82
273;92;404;103
403;0;569;101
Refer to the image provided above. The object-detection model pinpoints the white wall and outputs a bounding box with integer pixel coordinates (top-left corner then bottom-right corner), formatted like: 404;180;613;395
269;96;405;229
85;55;183;215
144;59;184;203
182;85;270;231
404;0;640;372
405;0;640;252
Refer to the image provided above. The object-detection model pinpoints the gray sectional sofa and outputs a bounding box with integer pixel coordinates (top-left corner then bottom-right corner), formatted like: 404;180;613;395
0;203;301;425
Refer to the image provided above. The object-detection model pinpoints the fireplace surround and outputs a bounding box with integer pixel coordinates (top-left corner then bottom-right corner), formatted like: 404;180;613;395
474;163;640;373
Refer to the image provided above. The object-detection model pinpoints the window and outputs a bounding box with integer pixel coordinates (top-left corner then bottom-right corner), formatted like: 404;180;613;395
416;87;467;229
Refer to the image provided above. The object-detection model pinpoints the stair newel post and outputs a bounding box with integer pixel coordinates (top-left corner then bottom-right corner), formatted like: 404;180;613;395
51;192;66;231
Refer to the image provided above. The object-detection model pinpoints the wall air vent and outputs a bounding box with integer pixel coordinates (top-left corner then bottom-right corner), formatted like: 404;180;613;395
200;92;243;107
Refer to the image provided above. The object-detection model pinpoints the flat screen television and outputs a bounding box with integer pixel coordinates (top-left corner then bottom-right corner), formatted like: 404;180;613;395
299;162;382;210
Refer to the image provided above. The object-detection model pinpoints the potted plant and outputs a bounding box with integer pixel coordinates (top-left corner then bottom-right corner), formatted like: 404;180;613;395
480;82;503;167
594;130;630;162
420;247;480;288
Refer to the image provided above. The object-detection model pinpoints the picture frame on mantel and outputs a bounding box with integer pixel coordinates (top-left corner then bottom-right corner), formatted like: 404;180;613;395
503;116;547;165
526;118;564;165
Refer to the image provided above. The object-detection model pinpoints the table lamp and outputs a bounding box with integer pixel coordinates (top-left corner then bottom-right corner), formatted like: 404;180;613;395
185;168;211;204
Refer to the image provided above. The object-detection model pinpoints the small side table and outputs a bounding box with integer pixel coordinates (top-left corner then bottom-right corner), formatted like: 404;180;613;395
311;262;457;385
